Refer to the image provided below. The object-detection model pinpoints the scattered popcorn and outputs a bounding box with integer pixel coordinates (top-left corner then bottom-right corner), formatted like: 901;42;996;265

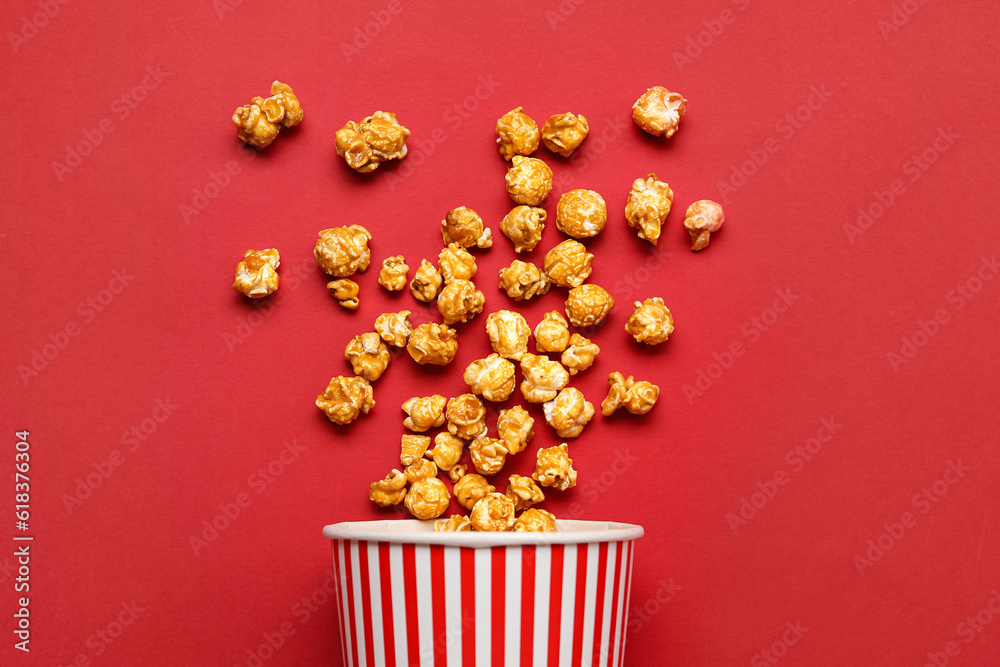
632;86;687;138
505;156;553;206
464;353;516;402
369;469;407;507
378;256;409;291
519;353;569;403
400;434;431;466
404;478;450;520
401;394;447;432
485;310;531;360
428;432;465;471
532;443;577;491
454;473;495;511
543;387;595;438
437;279;485;325
438;243;478;283
626;297;674;344
404;458;439;484
513;508;557;532
406;323;458;366
232;81;302;148
506;474;545;511
561;333;600;375
344;332;391;381
684;199;725;251
497;405;534;455
470;437;509;476
500;205;546;253
625;174;673;245
602;371;659;416
565;284;615;327
327;279;360;309
498;260;551;301
533;311;572;353
496;107;539;160
544;239;594;288
446;394;487;439
335;110;409;173
410;259;444;302
314;225;372;277
374;310;413;347
233;248;280;298
540;113;589;157
470;492;517;531
556;189;607;238
441;207;492;249
434;515;472;532
316;376;374;425
449;464;468;483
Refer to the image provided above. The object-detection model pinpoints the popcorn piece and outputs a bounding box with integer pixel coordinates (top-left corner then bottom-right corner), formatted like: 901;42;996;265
561;333;600;375
532;443;577;491
327;279;360;309
454;473;495;511
519;353;569;403
335;111;410;173
485;310;531;360
233;248;280;298
498;260;550;301
626;298;674;345
632;86;687;138
514;508;557;532
470;437;509;476
344;332;391;381
541;113;589;157
464;353;516;402
435;515;472;532
374;310;413;347
437;279;485;325
505;156;553;206
406;323;458;366
449;464;468;483
625;174;673;246
232;81;302;148
470;492;517;532
404;458;439;484
544;240;594;288
314;225;372;277
441;207;492;249
316;376;374;425
534;311;571;353
684;199;725;251
556;189;607;239
400;434;431;466
496;107;539;160
410;259;444;302
500;205;546;253
543;387;595;438
438;243;478;283
565;284;615;327
404;478;450;520
428;432;465;471
446;393;487;440
497;405;534;455
369;469;406;507
506;474;545;511
401;394;447;432
378;256;409;291
602;371;660;416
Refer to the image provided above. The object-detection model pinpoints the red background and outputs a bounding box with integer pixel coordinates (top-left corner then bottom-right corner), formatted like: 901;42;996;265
4;0;1000;665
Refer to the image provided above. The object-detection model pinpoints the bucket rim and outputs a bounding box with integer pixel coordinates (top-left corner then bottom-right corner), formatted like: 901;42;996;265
322;519;644;547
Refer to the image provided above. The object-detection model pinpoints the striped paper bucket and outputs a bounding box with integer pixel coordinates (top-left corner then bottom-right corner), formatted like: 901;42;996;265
322;520;643;667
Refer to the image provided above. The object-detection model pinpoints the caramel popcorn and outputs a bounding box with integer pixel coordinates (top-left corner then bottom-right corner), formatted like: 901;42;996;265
441;207;492;249
470;492;517;532
446;394;487;440
374;310;413;347
625;174;673;246
406;323;458;366
556;189;607;239
543;387;595;438
532;443;577;491
505;156;553;206
561;333;600;375
602;371;660;416
496;107;539;160
454;473;495;511
684;199;725;251
409;259;443;302
435;515;472;532
533;311;572;353
541;113;589;157
464;353;516;402
437;279;485;325
335;111;410;173
378;256;409;291
514;508;557;532
345;332;391;381
498;260;550;301
314;226;372;277
438;243;478;283
404;458;439;484
519;353;569;403
401;394;447;432
543;240;594;288
404;478;450;520
506;474;545;511
428;432;465;471
232;81;302;148
327;279;360;309
369;469;407;507
233;249;280;298
400;434;431;466
626;298;674;345
565;284;615;327
485;310;530;360
497;405;534;455
500;206;546;253
449;464;467;483
470;437;509;476
632;86;687;138
316;375;374;425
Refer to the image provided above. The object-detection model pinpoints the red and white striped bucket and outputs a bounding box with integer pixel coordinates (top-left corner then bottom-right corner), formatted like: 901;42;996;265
322;520;643;667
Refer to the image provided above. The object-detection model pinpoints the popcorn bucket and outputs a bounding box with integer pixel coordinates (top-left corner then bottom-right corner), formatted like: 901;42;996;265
322;520;643;667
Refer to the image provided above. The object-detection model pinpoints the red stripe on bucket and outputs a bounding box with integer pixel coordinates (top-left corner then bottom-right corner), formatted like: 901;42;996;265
591;541;610;667
571;543;589;666
333;541;349;667
358;541;376;667
402;543;420;667
430;545;447;664
607;542;624;667
521;546;537;667
491;547;506;667
378;543;396;667
462;548;477;666
344;541;360;667
547;544;566;667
